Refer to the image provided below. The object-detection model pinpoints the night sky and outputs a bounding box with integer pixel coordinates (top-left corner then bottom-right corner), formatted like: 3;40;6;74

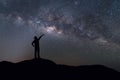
0;0;120;71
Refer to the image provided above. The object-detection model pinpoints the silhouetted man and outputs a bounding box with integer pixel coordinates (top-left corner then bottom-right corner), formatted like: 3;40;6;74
32;34;44;59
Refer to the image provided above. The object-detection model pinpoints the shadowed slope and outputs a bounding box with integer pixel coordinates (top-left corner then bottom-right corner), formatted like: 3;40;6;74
0;58;119;79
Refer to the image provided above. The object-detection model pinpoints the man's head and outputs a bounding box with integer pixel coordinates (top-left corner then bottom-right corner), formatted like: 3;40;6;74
34;36;37;39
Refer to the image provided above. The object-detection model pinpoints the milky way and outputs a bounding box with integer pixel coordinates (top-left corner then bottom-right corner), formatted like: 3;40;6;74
0;0;120;71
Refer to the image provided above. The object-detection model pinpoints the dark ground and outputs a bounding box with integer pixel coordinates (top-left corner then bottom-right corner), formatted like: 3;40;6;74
0;58;119;80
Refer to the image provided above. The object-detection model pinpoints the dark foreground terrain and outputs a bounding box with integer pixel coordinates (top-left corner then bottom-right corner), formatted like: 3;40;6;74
0;58;119;80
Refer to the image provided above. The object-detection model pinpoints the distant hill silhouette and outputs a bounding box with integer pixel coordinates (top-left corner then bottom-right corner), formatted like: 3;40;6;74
0;58;120;79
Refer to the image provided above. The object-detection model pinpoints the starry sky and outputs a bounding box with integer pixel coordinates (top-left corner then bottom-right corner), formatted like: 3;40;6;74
0;0;120;71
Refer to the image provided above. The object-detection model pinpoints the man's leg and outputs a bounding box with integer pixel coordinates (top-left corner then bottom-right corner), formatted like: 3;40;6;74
35;48;37;59
38;48;40;59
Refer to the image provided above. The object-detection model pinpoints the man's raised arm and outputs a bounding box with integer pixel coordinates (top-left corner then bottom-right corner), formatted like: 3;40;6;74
38;34;45;40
